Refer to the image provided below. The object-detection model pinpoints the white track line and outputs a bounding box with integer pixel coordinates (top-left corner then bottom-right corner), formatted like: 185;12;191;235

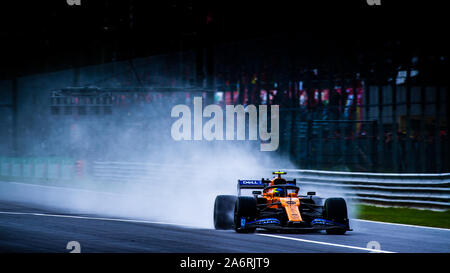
1;210;438;252
352;219;450;231
257;233;395;253
0;211;198;229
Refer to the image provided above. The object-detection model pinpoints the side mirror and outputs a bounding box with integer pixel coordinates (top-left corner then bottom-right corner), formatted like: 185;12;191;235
252;191;262;195
307;191;316;196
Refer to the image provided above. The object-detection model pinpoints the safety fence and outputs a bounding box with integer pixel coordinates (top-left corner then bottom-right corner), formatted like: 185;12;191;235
0;158;448;210
0;157;80;180
277;113;448;174
283;169;449;210
90;161;450;210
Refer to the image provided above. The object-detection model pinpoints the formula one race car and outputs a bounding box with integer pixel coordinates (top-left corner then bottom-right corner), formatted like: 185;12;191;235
214;172;351;234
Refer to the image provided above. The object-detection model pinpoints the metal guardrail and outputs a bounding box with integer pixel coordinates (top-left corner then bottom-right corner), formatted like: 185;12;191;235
1;158;448;210
283;169;450;209
0;157;77;180
91;161;450;210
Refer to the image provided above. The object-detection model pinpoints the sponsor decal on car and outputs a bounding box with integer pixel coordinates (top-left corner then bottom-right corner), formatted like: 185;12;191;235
239;180;263;185
240;217;246;227
247;218;281;225
311;218;347;227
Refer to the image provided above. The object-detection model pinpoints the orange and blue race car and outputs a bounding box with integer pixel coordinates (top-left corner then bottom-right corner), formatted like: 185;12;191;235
214;172;351;234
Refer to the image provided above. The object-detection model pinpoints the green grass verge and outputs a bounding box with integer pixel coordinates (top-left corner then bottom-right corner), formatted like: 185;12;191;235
356;204;450;229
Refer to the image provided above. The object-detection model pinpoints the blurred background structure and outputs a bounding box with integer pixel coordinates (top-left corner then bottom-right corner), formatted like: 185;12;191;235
0;0;448;173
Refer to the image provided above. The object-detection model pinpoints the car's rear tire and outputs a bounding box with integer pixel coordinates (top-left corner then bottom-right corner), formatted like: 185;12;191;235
323;197;349;235
214;195;237;230
234;196;257;233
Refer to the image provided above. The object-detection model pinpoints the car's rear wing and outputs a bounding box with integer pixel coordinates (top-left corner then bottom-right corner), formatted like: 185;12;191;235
237;180;268;196
237;178;298;195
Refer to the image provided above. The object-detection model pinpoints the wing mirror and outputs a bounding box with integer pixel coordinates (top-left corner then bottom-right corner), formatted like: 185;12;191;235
252;191;262;195
307;191;316;196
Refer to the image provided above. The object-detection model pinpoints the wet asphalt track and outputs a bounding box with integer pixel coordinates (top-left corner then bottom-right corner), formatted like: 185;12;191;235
0;199;449;253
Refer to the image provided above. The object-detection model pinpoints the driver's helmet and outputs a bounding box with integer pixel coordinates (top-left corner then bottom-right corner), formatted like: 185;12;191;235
272;178;286;185
272;187;285;197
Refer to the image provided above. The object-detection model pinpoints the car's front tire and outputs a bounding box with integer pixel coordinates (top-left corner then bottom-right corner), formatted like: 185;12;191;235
323;197;349;235
234;196;257;233
214;195;237;230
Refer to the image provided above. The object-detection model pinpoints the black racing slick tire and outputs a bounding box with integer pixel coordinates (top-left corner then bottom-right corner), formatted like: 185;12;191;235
323;197;349;235
234;196;257;233
214;195;237;230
